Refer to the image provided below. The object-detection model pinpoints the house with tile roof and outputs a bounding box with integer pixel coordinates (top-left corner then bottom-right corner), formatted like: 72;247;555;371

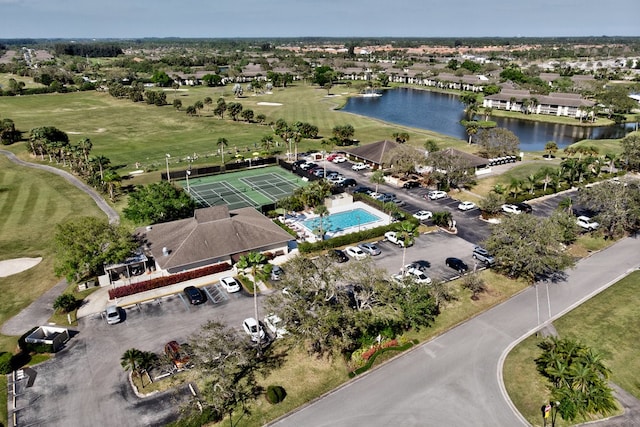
136;205;293;274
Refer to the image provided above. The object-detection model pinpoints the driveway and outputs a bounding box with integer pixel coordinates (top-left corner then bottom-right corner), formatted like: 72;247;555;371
270;236;640;427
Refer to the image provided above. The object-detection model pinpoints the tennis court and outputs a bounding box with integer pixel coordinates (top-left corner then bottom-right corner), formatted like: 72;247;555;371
176;166;306;211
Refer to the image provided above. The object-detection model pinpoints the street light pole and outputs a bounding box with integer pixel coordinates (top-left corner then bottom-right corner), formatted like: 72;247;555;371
186;170;191;192
165;154;171;182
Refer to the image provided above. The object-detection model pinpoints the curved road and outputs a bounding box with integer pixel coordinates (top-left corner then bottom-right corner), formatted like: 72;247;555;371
270;236;640;427
0;150;119;224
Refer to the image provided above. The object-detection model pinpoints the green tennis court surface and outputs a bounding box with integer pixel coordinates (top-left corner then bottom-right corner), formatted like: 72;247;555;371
176;166;306;211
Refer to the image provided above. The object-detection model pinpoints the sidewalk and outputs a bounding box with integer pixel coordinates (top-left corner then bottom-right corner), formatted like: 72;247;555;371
77;250;299;319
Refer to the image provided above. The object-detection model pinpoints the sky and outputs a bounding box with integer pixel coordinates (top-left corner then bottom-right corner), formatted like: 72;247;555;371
0;0;638;39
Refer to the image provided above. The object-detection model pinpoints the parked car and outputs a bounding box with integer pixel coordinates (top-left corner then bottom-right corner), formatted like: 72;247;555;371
403;180;421;189
270;265;284;281
183;286;205;304
445;257;469;273
327;175;346;184
458;201;476;211
358;242;381;256
501;204;522;214
326;153;338;162
332;155;347;163
242;317;266;343
299;162;317;171
413;210;433;221
329;249;349;263
576;215;599;230
338;178;357;188
352;162;369;171
345;246;367;260
392;198;406;207
384;231;412;247
264;314;288;338
377;193;396;203
405;261;429;272
165;341;191;370
105;305;121;325
404;267;432;284
515;202;533;213
352;185;371;194
472;246;495;266
426;190;447;200
220;276;241;293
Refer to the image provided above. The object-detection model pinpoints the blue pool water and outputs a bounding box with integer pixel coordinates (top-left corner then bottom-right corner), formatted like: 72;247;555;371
303;208;381;233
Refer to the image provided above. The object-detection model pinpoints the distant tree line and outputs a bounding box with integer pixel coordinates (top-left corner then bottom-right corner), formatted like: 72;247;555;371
53;43;123;58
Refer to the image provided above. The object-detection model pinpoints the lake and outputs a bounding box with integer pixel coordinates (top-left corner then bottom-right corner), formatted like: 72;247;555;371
341;87;633;151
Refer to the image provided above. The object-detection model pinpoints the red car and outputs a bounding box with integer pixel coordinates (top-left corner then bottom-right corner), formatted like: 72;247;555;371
326;153;338;161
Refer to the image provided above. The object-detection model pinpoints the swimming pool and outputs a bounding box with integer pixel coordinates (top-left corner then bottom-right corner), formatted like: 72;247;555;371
302;208;382;234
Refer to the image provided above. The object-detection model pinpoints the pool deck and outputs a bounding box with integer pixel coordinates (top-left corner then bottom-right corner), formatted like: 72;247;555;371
288;201;390;242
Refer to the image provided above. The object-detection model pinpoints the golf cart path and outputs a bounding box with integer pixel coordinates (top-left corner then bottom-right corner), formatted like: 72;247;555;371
0;150;119;224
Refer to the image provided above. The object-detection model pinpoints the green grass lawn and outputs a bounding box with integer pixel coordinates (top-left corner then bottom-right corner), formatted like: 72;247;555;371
0;156;105;341
0;84;465;184
504;270;640;426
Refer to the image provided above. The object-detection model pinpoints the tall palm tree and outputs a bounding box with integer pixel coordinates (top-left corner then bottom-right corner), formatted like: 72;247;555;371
78;138;92;163
370;170;385;193
236;252;269;356
102;169;121;201
217;137;228;166
314;204;329;240
137;351;158;387
260;135;275;154
396;221;418;274
121;348;144;376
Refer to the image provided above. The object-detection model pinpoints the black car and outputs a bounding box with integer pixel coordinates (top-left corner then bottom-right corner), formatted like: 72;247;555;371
445;257;468;273
352;185;372;194
329;249;349;263
403;181;421;189
515;202;533;213
338;178;357;188
183;286;205;305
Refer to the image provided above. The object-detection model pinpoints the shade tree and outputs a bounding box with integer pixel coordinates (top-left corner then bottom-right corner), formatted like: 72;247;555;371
123;181;196;225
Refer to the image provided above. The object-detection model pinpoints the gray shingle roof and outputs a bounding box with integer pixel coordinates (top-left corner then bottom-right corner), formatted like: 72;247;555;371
137;206;292;272
344;139;401;165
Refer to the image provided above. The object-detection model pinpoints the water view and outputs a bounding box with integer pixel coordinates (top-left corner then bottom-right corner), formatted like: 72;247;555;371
342;87;633;151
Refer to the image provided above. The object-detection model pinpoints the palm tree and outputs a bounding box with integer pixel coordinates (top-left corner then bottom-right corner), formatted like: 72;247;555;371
78;138;92;163
463;121;479;144
121;348;144;377
545;141;558;157
484;107;493;121
236;252;269;356
217;137;229;166
137;351;158;388
370;170;385;193
396;221;418;274
508;177;523;200
314;204;329;240
260;135;275;154
102;169;121;201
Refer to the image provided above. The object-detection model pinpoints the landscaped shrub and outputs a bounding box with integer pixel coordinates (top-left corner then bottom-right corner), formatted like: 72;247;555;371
0;352;13;374
108;263;232;299
297;224;395;253
266;385;287;404
348;341;414;378
53;293;79;313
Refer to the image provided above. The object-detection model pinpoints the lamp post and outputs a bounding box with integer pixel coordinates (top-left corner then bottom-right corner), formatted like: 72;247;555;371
185;156;193;192
165;154;171;182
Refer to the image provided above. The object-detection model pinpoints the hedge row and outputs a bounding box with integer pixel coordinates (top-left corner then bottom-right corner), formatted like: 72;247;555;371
349;341;415;378
297;223;396;253
108;263;232;299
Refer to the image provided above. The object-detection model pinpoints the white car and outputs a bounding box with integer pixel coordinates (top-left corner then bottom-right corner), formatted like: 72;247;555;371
406;268;432;284
352;162;369;171
264;314;288;338
332;156;347;163
384;231;410;247
413;210;433;221
242;317;266;343
501;204;522;214
220;276;241;293
427;190;447;200
345;246;367;260
458;201;476;211
576;215;599;230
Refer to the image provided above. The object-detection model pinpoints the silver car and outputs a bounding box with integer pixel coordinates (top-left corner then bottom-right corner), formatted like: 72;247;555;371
105;305;121;325
358;242;381;256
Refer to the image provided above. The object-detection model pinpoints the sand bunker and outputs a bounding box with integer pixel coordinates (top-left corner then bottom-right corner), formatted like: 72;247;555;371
0;257;43;278
257;102;283;106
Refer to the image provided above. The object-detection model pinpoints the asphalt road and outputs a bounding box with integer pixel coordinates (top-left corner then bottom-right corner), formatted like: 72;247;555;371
269;236;640;427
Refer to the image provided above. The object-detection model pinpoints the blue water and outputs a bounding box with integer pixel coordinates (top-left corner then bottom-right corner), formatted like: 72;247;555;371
303;208;380;233
342;87;634;151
